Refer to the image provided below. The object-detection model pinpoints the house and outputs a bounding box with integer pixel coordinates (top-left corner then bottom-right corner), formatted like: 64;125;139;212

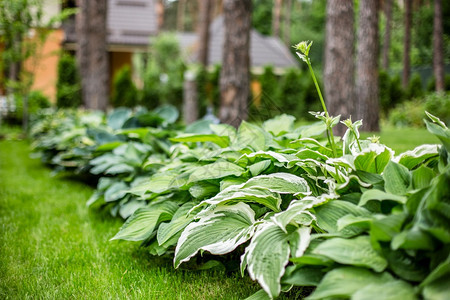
177;16;298;75
2;0;297;102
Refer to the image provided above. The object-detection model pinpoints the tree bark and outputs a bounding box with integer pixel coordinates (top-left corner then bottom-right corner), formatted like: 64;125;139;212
272;0;282;38
183;71;198;124
356;0;380;132
402;0;412;88
177;0;186;31
156;0;164;32
76;0;109;111
198;0;212;66
382;0;393;70
219;0;251;128
283;0;292;45
433;0;445;91
324;0;355;135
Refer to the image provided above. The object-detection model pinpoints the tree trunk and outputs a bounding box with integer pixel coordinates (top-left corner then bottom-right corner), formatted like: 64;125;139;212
382;0;393;70
283;0;292;45
272;0;282;38
76;0;109;111
433;0;445;91
198;0;212;66
156;0;164;32
183;71;198;124
219;0;251;128
356;0;380;132
402;0;412;88
324;0;355;136
177;0;185;31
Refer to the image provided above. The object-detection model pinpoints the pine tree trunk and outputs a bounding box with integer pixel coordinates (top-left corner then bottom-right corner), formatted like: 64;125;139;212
219;0;251;128
382;0;393;70
76;0;109;111
156;0;164;32
402;0;412;88
356;0;380;132
324;0;355;135
283;0;292;45
198;0;212;66
272;0;282;38
177;0;185;31
433;0;445;91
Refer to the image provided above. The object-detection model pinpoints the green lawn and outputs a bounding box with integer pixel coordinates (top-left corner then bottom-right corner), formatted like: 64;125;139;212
0;138;259;299
361;125;439;153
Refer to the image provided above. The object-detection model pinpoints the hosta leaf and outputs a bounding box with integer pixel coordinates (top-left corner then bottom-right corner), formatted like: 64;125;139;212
289;227;312;258
383;161;411;195
315;200;370;236
359;189;408;206
272;198;323;232
306;267;393;299
111;201;179;241
118;199;147;219
188;182;218;199
425;118;450;152
170;134;230;147
312;236;388;272
249;160;272;177
244;289;271;300
262;114;295;136
421;254;450;287
384;248;428;282
392;227;435;250
396;144;439;170
289;253;334;267
354;145;392;174
107;107;132;129
371;213;406;241
129;172;182;196
210;123;237;141
174;203;255;268
422;277;450;300
188;161;245;183
104;181;128;202
157;202;197;246
412;165;435;189
236;121;267;151
105;163;135;175
352;280;417;300
243;173;310;195
238;150;296;165
294;149;329;161
198;185;282;212
243;222;292;298
281;266;324;286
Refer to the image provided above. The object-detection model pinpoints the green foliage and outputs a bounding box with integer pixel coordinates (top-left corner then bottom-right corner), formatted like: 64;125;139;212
389;74;405;105
142;33;184;110
56;53;81;108
379;70;391;115
252;0;273;35
427;75;450;92
277;68;305;117
111;65;139;108
406;73;424;100
6;90;51;124
389;92;450;127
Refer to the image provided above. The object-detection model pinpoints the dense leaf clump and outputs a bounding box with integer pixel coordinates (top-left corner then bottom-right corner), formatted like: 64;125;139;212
31;106;450;299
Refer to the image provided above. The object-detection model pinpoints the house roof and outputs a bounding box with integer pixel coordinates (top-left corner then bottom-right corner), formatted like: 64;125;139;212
178;16;298;72
64;0;158;50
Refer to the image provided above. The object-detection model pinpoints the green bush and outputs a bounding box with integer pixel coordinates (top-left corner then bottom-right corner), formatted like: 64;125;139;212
389;74;404;105
426;74;450;92
389;92;450;127
249;65;280;120
277;68;306;118
111;65;139;108
56;53;81;108
379;70;391;115
7;90;51;124
424;92;450;124
406;72;424;99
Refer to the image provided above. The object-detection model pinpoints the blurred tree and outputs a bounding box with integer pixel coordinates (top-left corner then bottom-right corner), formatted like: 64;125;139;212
56;53;81;108
283;0;292;45
272;0;282;38
382;0;393;70
198;0;212;66
76;0;109;110
324;0;355;135
433;0;445;91
356;0;380;131
219;0;252;127
402;0;412;88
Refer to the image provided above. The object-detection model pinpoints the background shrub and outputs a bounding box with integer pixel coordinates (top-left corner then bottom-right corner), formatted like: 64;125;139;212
111;65;139;108
56;53;81;108
406;72;424;99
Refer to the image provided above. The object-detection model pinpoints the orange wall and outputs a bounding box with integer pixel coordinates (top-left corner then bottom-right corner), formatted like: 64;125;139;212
25;29;64;103
110;51;132;91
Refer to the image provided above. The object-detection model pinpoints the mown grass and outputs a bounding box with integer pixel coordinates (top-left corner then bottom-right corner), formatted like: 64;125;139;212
361;125;439;153
0;138;260;299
